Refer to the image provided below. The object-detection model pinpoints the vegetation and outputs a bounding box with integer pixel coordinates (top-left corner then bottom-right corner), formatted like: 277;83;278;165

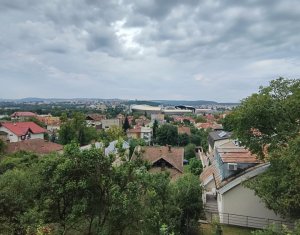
0;144;204;234
228;78;300;220
184;143;196;160
156;124;178;146
189;158;203;176
122;116;130;132
58;112;98;145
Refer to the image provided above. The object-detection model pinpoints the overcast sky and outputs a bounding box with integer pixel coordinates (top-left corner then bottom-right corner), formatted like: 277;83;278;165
0;0;299;102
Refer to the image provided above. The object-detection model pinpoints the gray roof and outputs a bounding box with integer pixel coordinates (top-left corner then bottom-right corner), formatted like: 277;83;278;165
105;140;129;156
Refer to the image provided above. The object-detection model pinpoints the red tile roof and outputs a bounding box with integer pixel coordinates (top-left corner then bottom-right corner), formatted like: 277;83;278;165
11;112;37;117
136;146;184;173
6;139;63;154
218;148;260;163
0;122;47;136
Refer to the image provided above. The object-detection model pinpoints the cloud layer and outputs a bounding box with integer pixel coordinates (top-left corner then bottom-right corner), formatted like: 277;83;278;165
1;0;299;102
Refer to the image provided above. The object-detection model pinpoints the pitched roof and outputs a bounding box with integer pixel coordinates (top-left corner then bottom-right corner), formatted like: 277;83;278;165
5;139;63;154
218;148;260;163
0;122;47;136
86;114;106;121
137;146;184;173
11;112;36;117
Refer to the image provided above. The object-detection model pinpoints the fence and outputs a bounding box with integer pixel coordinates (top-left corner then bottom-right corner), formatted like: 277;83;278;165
205;211;295;230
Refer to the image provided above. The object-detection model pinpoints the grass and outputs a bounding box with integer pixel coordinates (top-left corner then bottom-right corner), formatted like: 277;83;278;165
199;223;255;235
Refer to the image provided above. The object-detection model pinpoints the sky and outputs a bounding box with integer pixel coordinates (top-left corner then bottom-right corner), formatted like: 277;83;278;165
0;0;299;102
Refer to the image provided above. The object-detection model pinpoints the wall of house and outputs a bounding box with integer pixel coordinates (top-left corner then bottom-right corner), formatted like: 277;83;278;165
30;133;44;140
218;184;283;228
0;127;18;142
101;119;121;129
209;139;230;153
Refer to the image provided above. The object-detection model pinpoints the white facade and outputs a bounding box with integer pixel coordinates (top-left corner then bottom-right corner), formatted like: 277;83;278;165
0;126;44;143
217;184;284;228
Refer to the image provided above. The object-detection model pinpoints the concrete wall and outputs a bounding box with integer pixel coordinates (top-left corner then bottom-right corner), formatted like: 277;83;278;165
101;119;121;129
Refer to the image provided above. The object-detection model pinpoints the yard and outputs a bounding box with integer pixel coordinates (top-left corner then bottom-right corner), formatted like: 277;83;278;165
199;223;255;235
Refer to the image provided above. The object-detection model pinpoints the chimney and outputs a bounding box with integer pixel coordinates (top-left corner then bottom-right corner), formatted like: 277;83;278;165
167;145;171;152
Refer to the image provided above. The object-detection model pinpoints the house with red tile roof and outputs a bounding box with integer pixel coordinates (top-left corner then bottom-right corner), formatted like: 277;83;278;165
5;139;63;155
0;122;47;142
11;111;37;121
134;145;184;181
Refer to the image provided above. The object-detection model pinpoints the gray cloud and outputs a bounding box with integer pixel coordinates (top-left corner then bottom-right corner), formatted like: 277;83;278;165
0;0;299;102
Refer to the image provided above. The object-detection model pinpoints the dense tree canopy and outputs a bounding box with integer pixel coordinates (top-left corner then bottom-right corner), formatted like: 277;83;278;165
156;124;178;146
228;78;300;158
0;143;204;234
59;112;98;146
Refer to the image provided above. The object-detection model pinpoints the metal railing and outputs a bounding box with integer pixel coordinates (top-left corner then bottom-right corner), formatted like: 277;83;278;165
205;211;295;230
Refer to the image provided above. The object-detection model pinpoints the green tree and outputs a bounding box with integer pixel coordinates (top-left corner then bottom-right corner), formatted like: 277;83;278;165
228;78;300;158
184;143;196;160
106;125;125;142
195;115;206;123
244;136;300;219
152;120;159;143
58;112;97;145
172;174;204;234
156;124;178;146
177;133;190;146
189;158;203;176
0;139;6;154
123;116;130;132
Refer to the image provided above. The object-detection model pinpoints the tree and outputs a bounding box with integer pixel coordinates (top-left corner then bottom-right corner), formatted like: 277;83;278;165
184;144;196;160
123;116;130;132
228;78;300;158
152;120;159;143
106;125;125;142
177;133;190;146
0;139;6;155
129;138;146;157
244;136;300;219
195;115;206;123
189;158;203;176
172;174;204;234
156;124;178;146
58;112;98;145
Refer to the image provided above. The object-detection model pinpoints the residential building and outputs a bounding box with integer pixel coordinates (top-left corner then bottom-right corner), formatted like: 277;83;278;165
208;130;232;153
151;113;165;124
200;141;289;229
134;146;184;181
5;139;63;155
127;127;152;144
101;118;122;130
86;114;106;128
37;115;61;132
0;122;47;142
11;111;37;121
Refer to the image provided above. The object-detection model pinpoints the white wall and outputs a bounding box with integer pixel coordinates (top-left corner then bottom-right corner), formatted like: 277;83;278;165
0;127;18;142
219;184;284;228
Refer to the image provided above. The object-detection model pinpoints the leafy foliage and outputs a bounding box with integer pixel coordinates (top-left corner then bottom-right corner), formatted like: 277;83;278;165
189;158;203;176
0;143;204;234
58;112;98;145
184;143;196;160
156;124;178;146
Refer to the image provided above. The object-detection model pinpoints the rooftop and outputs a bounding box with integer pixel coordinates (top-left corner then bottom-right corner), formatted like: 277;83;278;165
0;122;47;136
